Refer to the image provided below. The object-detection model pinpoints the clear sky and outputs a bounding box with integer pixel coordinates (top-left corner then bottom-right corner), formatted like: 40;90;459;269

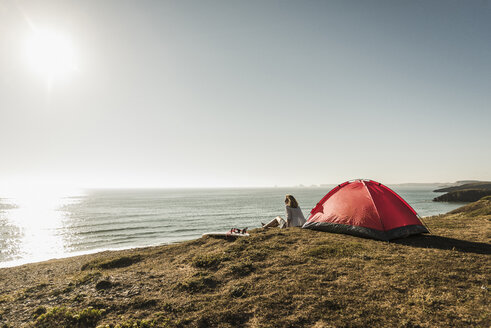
0;0;490;188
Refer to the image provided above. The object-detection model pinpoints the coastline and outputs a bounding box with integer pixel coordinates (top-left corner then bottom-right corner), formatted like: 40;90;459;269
0;186;464;268
1;197;490;327
0;240;186;270
0;210;450;270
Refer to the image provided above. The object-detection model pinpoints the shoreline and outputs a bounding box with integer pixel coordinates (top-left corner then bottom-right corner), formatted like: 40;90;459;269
0;187;465;270
0;238;189;269
0;198;490;327
0;210;447;269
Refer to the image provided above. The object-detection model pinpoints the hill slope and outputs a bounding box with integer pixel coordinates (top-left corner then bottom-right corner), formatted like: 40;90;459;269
0;200;490;328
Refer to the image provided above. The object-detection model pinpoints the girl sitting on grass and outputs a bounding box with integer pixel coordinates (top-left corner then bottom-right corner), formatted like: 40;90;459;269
262;194;306;228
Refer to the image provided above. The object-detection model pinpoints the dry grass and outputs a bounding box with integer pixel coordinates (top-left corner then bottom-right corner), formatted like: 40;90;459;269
0;199;490;327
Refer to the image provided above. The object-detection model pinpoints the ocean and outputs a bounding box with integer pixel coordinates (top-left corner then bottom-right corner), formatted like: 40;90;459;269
0;185;464;267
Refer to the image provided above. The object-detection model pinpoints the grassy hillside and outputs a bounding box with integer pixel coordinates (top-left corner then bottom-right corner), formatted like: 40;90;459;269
0;199;490;328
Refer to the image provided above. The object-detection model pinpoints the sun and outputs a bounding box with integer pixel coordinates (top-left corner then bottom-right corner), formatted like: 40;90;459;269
24;29;77;82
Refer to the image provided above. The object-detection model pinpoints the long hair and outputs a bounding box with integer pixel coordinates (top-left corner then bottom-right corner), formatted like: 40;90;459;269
285;194;298;208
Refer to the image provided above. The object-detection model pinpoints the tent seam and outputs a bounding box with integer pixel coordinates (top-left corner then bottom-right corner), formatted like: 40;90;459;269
362;180;386;232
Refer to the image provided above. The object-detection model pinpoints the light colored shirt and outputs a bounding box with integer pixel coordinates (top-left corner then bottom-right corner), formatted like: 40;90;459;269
285;206;306;227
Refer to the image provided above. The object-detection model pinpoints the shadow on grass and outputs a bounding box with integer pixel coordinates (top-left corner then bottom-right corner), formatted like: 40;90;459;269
393;234;491;255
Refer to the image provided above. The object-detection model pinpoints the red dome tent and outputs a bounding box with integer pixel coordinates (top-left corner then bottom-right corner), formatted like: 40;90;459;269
302;180;428;240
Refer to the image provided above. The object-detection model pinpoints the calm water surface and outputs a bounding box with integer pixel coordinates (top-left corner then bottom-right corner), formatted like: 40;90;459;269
0;186;464;267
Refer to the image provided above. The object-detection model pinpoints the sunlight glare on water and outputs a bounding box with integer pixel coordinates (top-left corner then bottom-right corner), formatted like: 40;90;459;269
0;187;83;267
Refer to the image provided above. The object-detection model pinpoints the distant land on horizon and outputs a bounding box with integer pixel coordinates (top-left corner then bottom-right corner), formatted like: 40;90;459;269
291;180;487;189
433;181;491;203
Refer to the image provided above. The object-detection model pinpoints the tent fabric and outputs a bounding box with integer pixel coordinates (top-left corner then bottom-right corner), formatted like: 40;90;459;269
302;180;428;240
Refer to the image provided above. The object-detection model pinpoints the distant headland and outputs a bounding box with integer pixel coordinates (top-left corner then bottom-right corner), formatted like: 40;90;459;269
433;181;491;202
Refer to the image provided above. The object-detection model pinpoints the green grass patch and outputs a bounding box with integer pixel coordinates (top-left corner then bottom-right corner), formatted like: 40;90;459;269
34;306;104;328
98;318;175;328
113;320;157;328
32;306;47;318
